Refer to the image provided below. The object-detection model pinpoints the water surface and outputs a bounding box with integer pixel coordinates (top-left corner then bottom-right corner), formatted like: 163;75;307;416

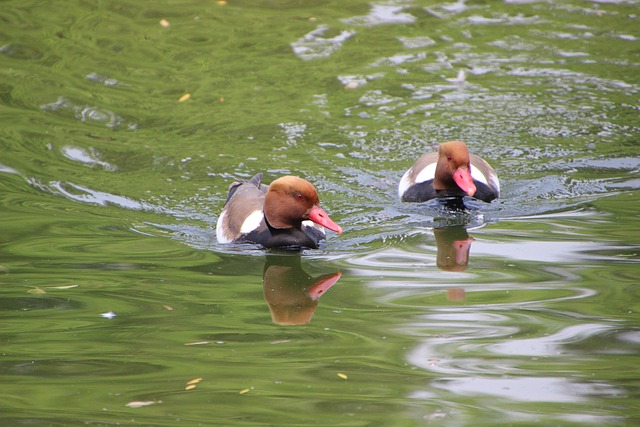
1;0;639;425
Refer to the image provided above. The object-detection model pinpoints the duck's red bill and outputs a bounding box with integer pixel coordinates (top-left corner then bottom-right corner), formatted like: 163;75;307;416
453;167;477;197
307;205;343;234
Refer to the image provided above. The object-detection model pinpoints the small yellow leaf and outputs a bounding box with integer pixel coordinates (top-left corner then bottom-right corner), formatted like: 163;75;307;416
239;388;251;394
185;384;196;391
163;305;174;311
187;378;203;385
337;373;348;380
179;93;191;102
160;19;170;28
184;341;210;346
28;287;46;295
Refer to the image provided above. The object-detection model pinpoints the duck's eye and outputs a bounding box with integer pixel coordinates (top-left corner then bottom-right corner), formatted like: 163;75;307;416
296;193;304;201
447;155;452;161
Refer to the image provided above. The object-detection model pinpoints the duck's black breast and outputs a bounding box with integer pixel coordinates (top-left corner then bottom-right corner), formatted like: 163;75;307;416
241;222;325;249
401;179;495;203
401;180;438;202
472;181;498;203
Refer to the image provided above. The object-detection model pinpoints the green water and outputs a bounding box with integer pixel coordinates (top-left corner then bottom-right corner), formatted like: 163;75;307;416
1;0;639;425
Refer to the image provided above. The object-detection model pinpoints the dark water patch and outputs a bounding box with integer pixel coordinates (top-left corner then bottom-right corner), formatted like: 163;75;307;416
0;297;81;312
0;358;163;378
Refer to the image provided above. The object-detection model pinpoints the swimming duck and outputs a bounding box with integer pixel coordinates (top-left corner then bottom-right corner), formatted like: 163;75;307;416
398;140;500;203
216;173;342;249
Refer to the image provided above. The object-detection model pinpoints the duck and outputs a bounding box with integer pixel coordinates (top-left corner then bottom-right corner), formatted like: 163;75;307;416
398;140;500;203
216;173;342;249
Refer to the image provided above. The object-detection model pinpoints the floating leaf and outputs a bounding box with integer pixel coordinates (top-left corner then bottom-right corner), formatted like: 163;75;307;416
187;378;203;385
337;373;348;380
162;305;174;311
28;287;46;295
179;93;191;102
185;384;196;391
159;19;170;28
184;341;209;346
125;401;156;408
47;285;78;290
239;388;251;394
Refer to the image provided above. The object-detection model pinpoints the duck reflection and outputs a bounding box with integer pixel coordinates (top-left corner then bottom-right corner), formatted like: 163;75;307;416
433;226;475;272
432;219;476;303
433;212;475;302
262;254;341;325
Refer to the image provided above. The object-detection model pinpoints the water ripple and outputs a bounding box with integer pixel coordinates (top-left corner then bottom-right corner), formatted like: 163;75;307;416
61;146;117;171
39;96;136;129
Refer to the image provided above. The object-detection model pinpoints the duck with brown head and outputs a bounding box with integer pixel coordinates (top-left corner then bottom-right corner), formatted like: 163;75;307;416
216;173;342;249
398;141;500;204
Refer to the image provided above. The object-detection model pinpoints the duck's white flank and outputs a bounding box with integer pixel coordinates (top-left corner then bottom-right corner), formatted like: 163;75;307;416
470;165;489;186
398;170;411;199
215;210;230;243
489;173;500;193
398;163;436;199
414;163;437;184
240;210;264;234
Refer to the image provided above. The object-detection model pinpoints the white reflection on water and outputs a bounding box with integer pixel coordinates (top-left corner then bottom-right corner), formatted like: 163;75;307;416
290;25;355;61
488;323;616;356
426;376;623;403
342;3;416;26
344;236;611;276
472;240;605;263
404;309;626;416
464;13;544;25
61;146;117;171
618;330;640;344
0;163;18;174
49;181;151;210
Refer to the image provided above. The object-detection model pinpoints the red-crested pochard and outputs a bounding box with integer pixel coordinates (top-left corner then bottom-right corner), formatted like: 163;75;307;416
216;173;342;249
398;141;500;203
